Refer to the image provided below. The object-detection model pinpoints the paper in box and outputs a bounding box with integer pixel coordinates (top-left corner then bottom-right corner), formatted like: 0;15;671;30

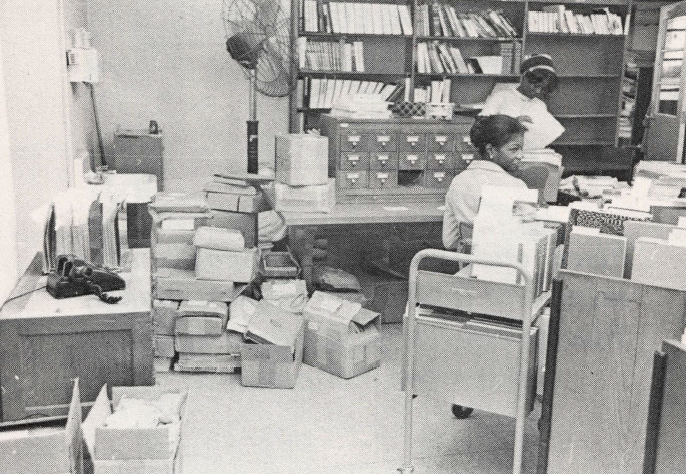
227;295;258;333
195;247;258;283
175;331;244;354
153;243;196;270
154;335;176;358
274;179;336;213
208;210;256;247
174;353;241;374
276;134;329;186
178;300;229;318
153;268;246;302
153;300;181;336
83;385;188;474
0;379;82;474
261;279;308;313
303;291;381;379
241;300;305;388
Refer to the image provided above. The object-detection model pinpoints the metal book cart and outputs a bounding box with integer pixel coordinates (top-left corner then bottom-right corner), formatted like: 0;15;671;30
400;249;550;474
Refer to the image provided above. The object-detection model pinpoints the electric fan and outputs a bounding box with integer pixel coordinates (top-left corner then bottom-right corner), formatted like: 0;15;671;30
223;0;295;173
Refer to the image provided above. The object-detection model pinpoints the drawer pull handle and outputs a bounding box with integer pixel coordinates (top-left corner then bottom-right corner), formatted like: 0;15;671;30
435;136;447;146
450;288;478;296
435;154;445;164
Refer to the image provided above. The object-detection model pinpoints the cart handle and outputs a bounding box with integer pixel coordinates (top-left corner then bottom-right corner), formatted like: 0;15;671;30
401;249;535;474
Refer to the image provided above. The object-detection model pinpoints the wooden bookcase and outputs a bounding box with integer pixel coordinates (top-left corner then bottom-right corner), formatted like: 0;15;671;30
289;0;634;175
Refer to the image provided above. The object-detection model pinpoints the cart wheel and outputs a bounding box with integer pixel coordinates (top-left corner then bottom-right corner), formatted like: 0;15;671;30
451;404;474;419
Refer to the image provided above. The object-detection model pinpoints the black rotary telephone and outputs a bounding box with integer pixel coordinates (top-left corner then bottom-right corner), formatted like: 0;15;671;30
47;255;125;304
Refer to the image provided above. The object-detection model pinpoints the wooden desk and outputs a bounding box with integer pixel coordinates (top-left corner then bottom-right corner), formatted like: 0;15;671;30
279;201;445;288
0;249;153;425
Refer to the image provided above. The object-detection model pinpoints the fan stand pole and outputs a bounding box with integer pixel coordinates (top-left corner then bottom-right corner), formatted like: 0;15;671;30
247;69;259;174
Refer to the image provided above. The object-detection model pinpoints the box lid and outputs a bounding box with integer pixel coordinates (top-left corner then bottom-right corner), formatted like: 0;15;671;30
246;300;304;352
305;291;361;324
213;172;274;186
149;192;208;213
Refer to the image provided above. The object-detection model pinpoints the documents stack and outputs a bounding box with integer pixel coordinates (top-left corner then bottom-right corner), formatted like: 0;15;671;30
261;279;309;314
470;186;558;297
148;192;212;371
275;133;335;213
241;300;306;389
205;172;273;247
193;226;258;283
302;292;381;379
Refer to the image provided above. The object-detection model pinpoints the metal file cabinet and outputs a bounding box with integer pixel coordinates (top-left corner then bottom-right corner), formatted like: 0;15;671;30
113;128;164;191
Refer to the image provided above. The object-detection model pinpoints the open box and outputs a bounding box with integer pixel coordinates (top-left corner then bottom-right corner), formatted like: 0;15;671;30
0;379;82;474
83;385;189;474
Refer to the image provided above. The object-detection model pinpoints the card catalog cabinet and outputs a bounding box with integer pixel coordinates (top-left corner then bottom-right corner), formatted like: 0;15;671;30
319;115;474;202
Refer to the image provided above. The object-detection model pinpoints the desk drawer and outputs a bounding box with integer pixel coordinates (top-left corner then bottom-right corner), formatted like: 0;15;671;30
370;152;398;170
412;313;537;417
399;152;427;170
369;133;397;152
427;133;455;152
340;152;369;170
340;132;369;151
398;133;426;151
427;152;454;170
338;171;368;188
369;171;398;189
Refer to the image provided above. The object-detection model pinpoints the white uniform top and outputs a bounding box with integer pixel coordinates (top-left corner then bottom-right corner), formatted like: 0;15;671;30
479;87;548;120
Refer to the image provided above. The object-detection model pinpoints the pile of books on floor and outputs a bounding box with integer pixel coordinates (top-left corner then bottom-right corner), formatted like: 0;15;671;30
302;0;412;35
297;38;365;72
416;41;521;75
303;77;403;109
527;6;624;35
415;6;517;38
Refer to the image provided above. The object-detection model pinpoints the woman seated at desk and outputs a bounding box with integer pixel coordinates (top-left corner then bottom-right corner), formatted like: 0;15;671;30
442;114;528;250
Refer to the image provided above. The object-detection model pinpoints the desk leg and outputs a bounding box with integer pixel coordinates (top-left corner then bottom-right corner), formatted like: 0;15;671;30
289;225;316;292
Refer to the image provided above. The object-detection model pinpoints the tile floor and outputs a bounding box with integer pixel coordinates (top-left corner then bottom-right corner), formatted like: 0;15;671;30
157;324;541;474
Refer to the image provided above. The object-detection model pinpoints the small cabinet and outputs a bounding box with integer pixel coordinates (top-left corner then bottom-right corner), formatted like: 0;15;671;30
340;132;369;151
399;152;427;170
427;133;454;152
427;152;454;170
339;170;368;188
369;133;397;152
369;171;398;189
370;152;398;170
340;152;370;170
398;133;427;151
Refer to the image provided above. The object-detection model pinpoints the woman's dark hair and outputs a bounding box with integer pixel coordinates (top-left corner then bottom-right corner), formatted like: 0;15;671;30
523;68;558;94
469;114;527;155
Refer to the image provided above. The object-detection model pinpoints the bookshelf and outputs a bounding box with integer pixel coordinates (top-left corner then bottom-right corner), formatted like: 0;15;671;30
289;0;633;174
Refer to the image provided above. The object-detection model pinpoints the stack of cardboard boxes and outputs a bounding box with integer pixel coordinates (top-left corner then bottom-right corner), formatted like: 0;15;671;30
274;134;335;213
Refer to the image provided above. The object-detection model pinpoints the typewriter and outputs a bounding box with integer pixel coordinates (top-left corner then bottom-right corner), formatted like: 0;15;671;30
47;255;125;304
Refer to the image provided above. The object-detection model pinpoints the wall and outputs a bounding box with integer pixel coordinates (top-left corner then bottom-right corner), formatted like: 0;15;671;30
1;0;69;273
87;0;289;192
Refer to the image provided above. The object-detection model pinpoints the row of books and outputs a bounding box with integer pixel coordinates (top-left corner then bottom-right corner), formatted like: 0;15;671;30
302;0;413;35
413;78;451;104
527;6;624;35
416;5;518;38
301;77;403;109
297;37;365;72
416;41;521;75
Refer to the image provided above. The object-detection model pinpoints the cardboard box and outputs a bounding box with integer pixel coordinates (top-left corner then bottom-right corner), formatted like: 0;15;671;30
154;335;176;358
175;331;244;354
632;237;686;290
153;300;181;336
274;179;336;213
83;385;188;474
261;279;308;313
227;295;258;333
260;250;300;278
193;226;245;251
175;316;226;336
208;210;256;247
0;379;82;474
153;243;196;270
241;301;305;389
156;229;195;245
178;300;229;319
319;290;367;305
174;353;240;374
153;269;245;302
195;247;258;283
303;292;381;379
276;134;329;186
366;280;409;324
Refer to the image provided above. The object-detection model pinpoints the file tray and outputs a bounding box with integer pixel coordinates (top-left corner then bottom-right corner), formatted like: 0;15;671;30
260;250;301;278
413;308;537;417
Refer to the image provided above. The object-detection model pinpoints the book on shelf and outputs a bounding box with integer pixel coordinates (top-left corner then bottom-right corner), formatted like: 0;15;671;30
527;6;623;35
304;77;402;109
303;2;412;35
416;41;514;75
418;4;517;38
299;38;365;72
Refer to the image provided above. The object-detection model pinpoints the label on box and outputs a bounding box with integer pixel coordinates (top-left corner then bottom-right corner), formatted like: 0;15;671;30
270;281;298;297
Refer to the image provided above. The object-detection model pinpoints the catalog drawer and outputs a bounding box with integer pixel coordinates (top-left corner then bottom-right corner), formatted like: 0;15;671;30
340;132;369;151
369;133;397;152
369;171;398;189
340;152;370;170
427;152;454;170
399;152;427;170
398;133;427;151
427;133;455;152
455;134;477;152
370;152;398;170
338;170;368;188
424;170;453;188
454;152;475;170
